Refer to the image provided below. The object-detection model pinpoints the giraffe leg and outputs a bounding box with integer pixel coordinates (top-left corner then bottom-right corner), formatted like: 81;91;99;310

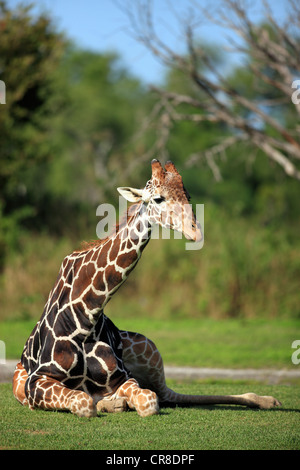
13;362;29;406
115;378;159;417
120;330;173;402
25;373;97;417
120;331;282;410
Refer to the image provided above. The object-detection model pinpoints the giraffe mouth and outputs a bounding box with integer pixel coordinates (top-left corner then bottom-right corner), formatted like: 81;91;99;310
183;223;202;242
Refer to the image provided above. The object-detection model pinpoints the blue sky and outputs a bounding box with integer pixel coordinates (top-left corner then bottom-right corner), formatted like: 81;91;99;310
7;0;289;85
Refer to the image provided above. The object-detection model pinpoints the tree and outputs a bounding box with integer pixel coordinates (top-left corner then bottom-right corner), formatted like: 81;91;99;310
0;1;65;267
0;1;147;258
121;0;300;181
0;1;65;199
48;46;147;205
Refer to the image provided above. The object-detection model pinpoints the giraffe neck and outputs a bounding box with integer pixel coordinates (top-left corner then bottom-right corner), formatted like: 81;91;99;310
71;202;151;320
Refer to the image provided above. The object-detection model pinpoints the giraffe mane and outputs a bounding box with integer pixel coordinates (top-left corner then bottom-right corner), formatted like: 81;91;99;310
78;202;143;252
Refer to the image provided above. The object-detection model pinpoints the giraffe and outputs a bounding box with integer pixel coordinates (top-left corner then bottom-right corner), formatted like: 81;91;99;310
13;159;281;417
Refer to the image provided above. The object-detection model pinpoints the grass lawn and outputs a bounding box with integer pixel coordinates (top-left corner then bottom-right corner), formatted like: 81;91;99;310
1;381;299;450
1;318;299;450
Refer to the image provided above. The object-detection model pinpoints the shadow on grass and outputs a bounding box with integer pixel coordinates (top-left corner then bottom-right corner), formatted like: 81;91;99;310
159;403;300;413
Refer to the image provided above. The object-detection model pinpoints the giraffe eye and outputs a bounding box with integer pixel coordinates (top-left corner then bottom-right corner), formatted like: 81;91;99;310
153;196;165;204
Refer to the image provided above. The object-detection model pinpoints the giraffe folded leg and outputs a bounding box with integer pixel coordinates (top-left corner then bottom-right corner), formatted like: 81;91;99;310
13;362;29;406
25;373;97;418
120;330;173;402
115;378;159;417
120;331;282;410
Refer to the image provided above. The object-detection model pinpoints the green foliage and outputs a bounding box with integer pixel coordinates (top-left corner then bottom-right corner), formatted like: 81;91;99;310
0;1;148;265
0;2;299;322
0;1;66;267
0;2;65;194
47;46;146;204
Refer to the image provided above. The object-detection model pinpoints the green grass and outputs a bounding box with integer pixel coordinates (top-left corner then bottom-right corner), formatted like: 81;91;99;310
1;381;299;450
113;317;299;369
1;318;299;450
2;317;299;370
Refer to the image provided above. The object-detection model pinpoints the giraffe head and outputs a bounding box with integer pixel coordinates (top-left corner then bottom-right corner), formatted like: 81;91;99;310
117;159;202;242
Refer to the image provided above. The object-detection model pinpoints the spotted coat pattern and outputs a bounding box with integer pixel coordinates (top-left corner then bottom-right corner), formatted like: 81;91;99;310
13;160;281;415
13;160;197;417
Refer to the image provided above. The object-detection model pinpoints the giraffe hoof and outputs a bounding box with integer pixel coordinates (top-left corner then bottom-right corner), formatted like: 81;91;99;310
257;395;282;409
69;394;97;417
97;398;128;414
135;390;160;417
242;393;282;409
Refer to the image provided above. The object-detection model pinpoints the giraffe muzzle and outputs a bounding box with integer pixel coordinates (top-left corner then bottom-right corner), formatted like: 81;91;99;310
183;221;202;242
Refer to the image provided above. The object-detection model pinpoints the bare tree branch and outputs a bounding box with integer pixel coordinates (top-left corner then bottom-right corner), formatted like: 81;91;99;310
186;135;248;181
121;0;300;180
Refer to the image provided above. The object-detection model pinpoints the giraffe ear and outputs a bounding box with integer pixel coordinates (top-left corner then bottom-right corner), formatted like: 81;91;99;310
117;187;144;203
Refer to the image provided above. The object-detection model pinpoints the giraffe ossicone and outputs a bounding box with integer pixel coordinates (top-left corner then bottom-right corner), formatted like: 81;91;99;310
13;160;281;417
